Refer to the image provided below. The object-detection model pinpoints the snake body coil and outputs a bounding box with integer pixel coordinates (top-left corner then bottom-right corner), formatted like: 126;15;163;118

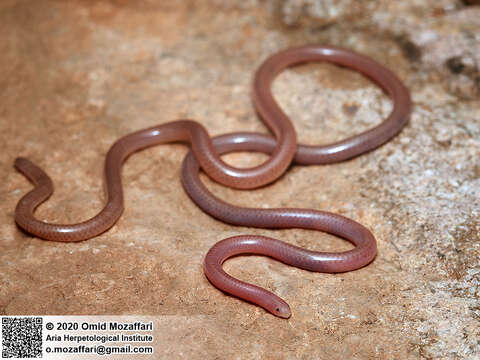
14;46;412;317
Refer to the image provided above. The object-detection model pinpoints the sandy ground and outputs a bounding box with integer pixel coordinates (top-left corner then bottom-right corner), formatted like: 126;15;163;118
1;0;479;358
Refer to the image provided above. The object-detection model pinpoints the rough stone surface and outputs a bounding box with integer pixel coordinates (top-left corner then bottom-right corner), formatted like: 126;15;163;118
1;0;479;358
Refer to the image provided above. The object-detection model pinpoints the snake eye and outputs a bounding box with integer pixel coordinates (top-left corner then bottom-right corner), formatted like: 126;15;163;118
276;308;280;312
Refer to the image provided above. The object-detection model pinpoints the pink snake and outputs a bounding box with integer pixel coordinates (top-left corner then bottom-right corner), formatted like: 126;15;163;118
14;46;412;318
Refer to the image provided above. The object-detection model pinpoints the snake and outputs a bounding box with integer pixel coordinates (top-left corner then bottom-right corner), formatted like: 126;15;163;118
13;45;412;317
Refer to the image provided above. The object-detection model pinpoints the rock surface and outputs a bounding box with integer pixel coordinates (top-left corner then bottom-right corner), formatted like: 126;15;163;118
1;0;478;358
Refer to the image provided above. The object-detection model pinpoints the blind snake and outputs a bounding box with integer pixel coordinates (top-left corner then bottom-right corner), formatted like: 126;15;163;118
13;45;412;317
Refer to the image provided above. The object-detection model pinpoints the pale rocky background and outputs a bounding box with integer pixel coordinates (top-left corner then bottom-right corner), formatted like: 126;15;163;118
1;0;479;359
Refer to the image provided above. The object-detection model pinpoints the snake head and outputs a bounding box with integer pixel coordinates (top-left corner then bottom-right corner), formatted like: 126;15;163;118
268;298;291;319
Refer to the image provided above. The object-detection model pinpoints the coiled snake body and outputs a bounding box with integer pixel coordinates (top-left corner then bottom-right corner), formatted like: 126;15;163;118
14;46;412;318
